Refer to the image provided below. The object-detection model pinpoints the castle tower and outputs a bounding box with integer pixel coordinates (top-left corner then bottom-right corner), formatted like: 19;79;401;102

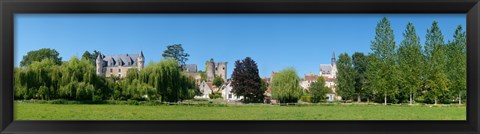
96;54;103;75
206;61;215;81
215;62;227;82
137;51;145;70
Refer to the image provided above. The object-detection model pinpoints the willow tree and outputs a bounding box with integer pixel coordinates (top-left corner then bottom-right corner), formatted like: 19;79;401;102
424;21;449;105
270;68;302;103
15;59;61;100
370;17;399;105
398;22;423;105
137;58;198;102
58;57;99;100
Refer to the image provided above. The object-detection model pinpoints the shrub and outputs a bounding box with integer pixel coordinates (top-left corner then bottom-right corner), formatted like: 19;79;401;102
127;99;139;105
300;95;312;103
209;93;223;99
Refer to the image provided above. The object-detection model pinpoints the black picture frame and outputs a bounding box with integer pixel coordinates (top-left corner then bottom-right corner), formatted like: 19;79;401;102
1;0;479;134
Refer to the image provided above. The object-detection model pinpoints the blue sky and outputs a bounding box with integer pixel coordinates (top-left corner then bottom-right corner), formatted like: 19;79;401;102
15;14;466;78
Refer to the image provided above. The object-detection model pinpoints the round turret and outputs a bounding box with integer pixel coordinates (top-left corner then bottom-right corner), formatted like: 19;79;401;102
206;61;215;81
96;54;103;75
137;51;145;70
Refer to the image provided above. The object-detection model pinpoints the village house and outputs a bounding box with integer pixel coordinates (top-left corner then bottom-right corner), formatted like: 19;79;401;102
263;77;272;103
220;81;243;101
300;73;319;90
195;81;213;99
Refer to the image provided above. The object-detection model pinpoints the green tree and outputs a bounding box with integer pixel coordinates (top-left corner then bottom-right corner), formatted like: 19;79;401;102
364;54;381;103
308;77;332;103
58;57;99;100
352;52;368;102
270;68;302;103
20;48;62;67
397;22;423;104
82;50;101;64
370;17;399;105
424;21;449;105
336;53;356;100
15;59;61;100
213;76;225;88
162;44;190;67
136;58;198;102
197;70;207;82
446;25;466;104
231;57;264;103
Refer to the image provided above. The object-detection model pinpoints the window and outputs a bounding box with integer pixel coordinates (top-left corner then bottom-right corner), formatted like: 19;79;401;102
118;69;121;72
110;69;113;73
118;74;121;77
228;94;232;99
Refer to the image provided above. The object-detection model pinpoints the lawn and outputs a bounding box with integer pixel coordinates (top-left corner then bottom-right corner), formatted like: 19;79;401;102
14;102;466;120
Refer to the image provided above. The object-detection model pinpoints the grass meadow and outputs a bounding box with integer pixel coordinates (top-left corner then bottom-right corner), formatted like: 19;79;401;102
14;102;466;120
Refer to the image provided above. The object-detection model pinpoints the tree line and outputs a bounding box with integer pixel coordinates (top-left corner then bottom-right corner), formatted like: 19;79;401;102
336;17;466;105
14;48;199;102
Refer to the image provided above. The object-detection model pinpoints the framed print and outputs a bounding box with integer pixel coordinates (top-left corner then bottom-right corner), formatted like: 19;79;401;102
1;0;479;134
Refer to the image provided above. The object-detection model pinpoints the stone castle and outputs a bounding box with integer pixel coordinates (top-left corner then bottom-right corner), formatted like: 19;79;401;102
206;61;227;82
95;51;145;78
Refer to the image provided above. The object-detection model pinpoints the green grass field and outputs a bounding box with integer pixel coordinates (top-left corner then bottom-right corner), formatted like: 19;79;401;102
14;102;466;120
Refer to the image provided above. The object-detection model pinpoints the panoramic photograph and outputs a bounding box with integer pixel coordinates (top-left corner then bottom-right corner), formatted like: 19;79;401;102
13;14;466;120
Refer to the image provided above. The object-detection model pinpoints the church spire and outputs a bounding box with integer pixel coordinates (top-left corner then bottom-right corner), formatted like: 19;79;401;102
331;48;336;66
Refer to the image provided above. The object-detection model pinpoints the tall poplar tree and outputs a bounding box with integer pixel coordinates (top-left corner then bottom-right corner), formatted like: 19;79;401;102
398;22;423;104
364;54;381;103
446;25;466;104
424;21;449;105
336;53;356;100
352;52;368;102
370;17;399;105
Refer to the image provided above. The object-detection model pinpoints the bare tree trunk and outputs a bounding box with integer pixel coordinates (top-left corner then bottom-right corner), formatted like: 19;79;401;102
409;92;412;105
384;94;387;105
367;97;369;103
459;92;461;105
357;95;361;103
434;98;437;105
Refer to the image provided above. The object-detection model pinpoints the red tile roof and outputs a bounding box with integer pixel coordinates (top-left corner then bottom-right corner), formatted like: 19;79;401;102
206;82;214;90
304;73;319;81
